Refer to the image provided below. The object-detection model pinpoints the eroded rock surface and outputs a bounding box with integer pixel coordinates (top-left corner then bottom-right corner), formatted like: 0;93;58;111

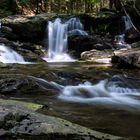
0;99;124;140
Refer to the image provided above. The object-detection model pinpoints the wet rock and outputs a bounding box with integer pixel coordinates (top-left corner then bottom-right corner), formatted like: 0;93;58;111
0;99;124;140
0;74;47;94
81;49;113;63
68;35;113;57
131;41;140;48
1;26;18;40
1;14;56;43
112;48;140;68
0;37;44;62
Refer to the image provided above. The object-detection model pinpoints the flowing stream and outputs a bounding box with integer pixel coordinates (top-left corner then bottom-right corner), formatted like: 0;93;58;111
43;17;87;62
28;74;140;107
1;62;140;139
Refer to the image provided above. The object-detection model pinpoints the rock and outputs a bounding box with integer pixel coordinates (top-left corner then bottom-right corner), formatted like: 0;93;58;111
0;99;43;111
0;37;44;62
1;26;18;40
0;99;124;140
81;49;113;63
131;41;140;48
1;14;56;42
68;35;113;57
112;48;140;68
77;14;124;36
0;74;48;94
0;74;62;95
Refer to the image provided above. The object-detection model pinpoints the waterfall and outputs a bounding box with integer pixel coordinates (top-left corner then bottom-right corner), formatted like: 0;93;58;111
114;34;125;45
43;17;87;62
0;21;2;35
67;18;88;36
122;16;133;31
0;44;25;64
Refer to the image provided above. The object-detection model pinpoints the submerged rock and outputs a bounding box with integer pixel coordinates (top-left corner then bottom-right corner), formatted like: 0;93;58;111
0;99;124;140
112;48;140;68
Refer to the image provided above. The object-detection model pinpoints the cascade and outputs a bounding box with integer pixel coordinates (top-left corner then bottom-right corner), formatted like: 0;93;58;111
58;76;140;107
27;75;140;107
43;17;87;62
0;21;1;35
67;18;88;36
122;16;133;31
113;16;134;48
0;44;25;63
114;34;125;45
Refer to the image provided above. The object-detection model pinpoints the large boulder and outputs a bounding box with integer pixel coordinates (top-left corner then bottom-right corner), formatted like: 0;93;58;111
0;37;44;62
68;35;113;57
0;74;59;95
1;14;56;43
0;99;124;140
112;48;140;68
81;49;114;63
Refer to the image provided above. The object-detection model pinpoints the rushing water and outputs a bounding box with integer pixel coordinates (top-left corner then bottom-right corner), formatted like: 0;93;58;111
43;17;87;62
67;18;88;36
58;77;140;108
1;62;140;139
113;15;136;48
0;44;26;63
27;74;140;108
122;16;133;31
114;34;125;45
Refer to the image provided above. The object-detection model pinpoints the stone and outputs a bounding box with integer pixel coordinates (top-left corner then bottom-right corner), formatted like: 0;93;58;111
68;35;113;58
1;14;56;43
1;26;18;40
0;99;124;140
81;49;113;63
0;37;44;62
112;48;140;68
0;74;47;94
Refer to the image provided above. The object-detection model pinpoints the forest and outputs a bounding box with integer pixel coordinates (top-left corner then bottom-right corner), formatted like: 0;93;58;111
0;0;139;15
0;0;140;140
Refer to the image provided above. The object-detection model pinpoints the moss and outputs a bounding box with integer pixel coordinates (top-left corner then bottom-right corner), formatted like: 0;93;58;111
0;99;43;111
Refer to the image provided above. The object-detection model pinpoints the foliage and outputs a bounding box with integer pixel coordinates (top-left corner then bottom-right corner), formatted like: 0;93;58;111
18;0;29;5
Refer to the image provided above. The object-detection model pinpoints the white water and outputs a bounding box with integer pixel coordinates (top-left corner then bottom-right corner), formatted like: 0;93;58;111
0;21;1;35
66;18;88;36
0;44;26;64
113;16;134;48
114;34;125;45
58;78;140;107
28;75;140;108
43;17;87;62
122;16;133;31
